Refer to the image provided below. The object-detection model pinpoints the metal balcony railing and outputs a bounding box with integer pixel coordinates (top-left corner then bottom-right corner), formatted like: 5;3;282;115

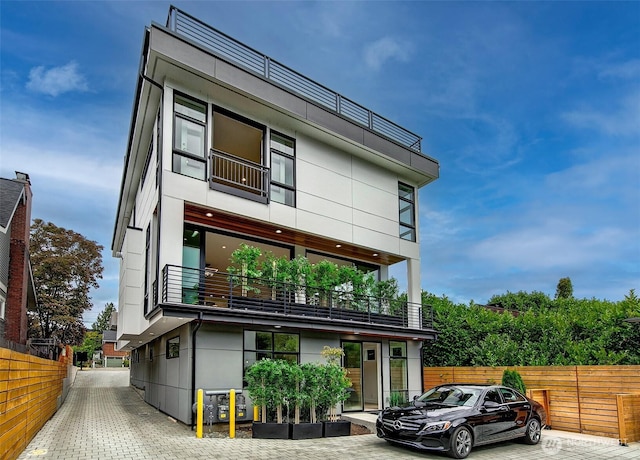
209;149;269;201
166;6;422;153
161;265;433;329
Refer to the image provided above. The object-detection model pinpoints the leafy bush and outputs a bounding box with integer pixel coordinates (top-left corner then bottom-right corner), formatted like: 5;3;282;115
502;369;526;394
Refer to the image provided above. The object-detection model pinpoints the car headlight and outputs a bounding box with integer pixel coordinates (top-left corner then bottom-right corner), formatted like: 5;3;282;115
417;420;452;434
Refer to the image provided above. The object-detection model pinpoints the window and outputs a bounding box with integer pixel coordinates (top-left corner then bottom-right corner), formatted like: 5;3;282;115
0;296;5;320
389;341;408;398
243;330;299;385
398;183;416;242
500;387;526;403
173;94;207;180
270;132;295;206
166;336;180;359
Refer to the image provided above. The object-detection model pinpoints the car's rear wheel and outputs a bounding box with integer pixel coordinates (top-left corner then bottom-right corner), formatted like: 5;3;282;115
523;418;541;444
448;426;472;459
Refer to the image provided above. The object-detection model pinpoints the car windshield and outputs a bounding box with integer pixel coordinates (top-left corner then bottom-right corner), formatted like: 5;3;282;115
416;386;483;407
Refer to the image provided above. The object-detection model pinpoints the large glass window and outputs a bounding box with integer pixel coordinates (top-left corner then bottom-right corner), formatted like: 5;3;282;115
270;132;295;206
166;336;180;359
243;330;299;386
389;341;408;401
398;183;416;242
173;94;206;180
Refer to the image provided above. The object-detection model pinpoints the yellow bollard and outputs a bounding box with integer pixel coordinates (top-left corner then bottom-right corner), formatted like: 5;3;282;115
196;389;204;439
229;389;236;439
254;405;259;422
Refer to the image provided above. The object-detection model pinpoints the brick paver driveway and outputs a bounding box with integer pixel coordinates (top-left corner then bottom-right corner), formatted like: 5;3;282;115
18;369;640;460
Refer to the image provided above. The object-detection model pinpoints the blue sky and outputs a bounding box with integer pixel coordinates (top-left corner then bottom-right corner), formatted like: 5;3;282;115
1;1;638;326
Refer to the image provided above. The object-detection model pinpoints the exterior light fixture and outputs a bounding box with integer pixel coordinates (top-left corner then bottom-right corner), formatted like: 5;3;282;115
275;229;282;234
205;212;213;217
336;244;342;248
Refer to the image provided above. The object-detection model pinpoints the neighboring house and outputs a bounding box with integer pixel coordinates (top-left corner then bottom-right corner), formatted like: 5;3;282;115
112;6;440;425
0;172;36;349
102;329;129;367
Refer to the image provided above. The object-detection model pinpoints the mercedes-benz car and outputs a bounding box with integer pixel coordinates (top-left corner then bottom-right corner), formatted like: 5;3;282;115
376;384;546;459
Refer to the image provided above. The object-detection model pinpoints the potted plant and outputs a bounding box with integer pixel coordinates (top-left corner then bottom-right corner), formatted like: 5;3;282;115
227;244;262;297
289;362;323;439
261;252;291;301
373;278;399;314
318;346;352;437
288;255;310;304
245;358;290;439
308;260;340;307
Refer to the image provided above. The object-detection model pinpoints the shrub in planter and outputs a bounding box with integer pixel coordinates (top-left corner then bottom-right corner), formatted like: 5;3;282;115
502;369;526;394
245;358;290;439
291;362;323;439
318;347;352;437
227;244;262;296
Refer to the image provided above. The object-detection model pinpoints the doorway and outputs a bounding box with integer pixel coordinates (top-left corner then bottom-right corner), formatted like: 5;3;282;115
342;341;381;411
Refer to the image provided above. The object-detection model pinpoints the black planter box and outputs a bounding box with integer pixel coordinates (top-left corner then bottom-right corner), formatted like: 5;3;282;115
290;422;323;439
252;422;290;439
322;420;351;437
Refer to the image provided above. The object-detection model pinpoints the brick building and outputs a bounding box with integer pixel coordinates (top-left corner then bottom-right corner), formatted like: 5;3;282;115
0;172;37;349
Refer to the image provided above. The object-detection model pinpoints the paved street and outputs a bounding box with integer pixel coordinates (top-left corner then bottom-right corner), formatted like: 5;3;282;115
18;369;640;460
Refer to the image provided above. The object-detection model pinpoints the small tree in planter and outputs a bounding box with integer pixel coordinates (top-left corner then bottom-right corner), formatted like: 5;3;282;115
245;358;290;439
308;260;340;307
261;252;291;300
373;278;399;314
288;255;311;304
289;362;323;439
318;346;352;437
227;244;263;296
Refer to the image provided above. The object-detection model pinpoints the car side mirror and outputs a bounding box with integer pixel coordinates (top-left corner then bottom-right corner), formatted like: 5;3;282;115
413;395;419;401
482;400;501;411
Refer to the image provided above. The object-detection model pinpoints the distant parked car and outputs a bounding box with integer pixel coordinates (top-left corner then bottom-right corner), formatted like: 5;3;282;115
376;384;546;459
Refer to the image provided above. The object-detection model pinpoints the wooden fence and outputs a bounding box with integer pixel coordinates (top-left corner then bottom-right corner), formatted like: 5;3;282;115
423;365;640;442
0;346;72;460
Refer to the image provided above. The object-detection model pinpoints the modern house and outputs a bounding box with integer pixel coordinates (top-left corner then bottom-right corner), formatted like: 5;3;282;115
0;172;36;350
112;7;439;425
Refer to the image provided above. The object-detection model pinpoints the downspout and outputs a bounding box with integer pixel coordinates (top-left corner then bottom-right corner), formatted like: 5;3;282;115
190;312;204;429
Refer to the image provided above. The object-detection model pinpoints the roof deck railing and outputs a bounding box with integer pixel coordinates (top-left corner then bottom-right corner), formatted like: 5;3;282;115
166;6;422;153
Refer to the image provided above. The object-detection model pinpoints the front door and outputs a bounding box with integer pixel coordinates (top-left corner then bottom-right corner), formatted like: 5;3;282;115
342;341;381;411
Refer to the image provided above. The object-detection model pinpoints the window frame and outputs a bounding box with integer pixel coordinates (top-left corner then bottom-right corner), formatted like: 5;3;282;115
242;330;300;386
398;182;416;242
166;336;180;359
389;341;408;397
172;92;207;180
269;131;296;207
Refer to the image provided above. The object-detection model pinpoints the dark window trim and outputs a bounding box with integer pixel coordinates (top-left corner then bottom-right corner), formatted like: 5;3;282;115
144;224;151;315
269;130;296;207
166;335;180;359
389;340;408;396
398;182;416;242
172;92;207;178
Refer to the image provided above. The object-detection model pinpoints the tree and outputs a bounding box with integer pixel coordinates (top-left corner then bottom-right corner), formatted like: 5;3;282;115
29;219;104;345
92;302;117;333
555;277;574;299
75;330;102;359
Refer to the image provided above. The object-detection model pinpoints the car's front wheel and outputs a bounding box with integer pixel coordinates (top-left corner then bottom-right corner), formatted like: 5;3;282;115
523;418;541;445
448;426;472;459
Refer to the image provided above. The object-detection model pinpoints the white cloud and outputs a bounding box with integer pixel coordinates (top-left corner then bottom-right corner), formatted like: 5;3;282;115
562;92;640;136
599;58;640;80
363;37;412;71
26;61;89;96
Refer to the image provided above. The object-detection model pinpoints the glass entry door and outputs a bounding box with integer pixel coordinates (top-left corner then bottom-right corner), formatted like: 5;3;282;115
342;341;381;412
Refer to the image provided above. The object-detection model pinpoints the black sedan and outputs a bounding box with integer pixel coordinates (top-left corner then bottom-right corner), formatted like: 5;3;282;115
376;384;546;459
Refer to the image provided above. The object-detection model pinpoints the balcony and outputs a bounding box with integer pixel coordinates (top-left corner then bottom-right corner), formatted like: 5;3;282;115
209;149;269;203
161;265;433;330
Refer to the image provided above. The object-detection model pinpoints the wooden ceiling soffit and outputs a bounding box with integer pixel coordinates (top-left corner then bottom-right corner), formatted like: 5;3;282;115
184;203;402;266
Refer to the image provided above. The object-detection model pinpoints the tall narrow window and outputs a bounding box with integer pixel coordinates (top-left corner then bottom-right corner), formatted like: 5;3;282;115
389;341;408;402
270;132;295;206
173;94;206;180
398;183;416;242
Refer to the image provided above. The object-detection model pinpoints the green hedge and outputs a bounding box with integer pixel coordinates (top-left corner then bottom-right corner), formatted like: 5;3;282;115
422;289;640;366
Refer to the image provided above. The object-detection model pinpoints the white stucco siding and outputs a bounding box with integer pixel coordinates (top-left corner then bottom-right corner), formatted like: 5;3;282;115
118;227;145;338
